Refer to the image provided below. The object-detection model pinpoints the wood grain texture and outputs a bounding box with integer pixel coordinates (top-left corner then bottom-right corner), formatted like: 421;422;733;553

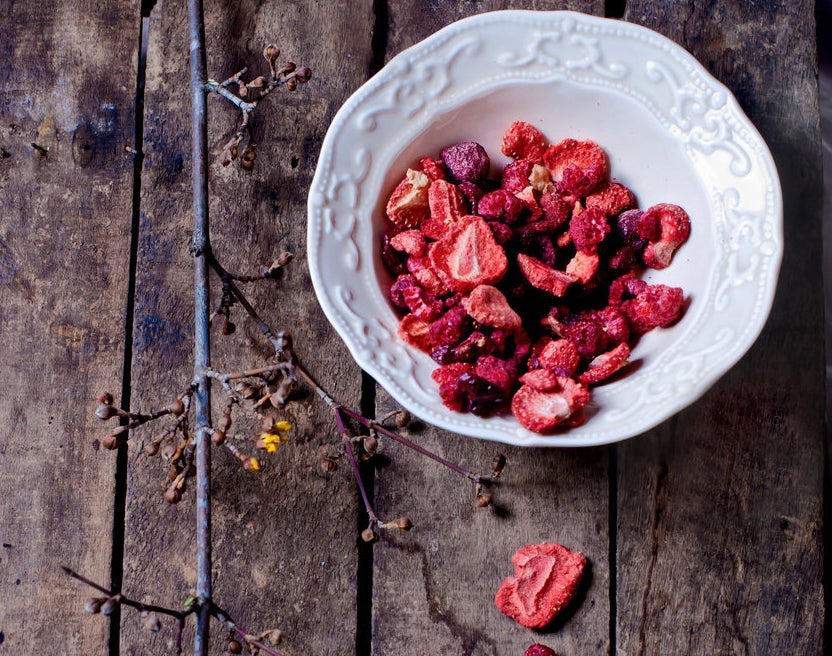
0;0;139;653
372;3;611;655
616;2;824;654
122;1;373;654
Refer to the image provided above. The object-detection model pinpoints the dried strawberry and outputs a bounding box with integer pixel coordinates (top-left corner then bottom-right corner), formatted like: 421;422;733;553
429;215;508;292
543;138;607;196
579;342;630;385
427;179;465;226
511;378;589;433
462;284;522;331
537;339;580;376
585;181;635;217
501;159;536;194
398;314;431;352
621;284;685;334
525;644;558;656
441;141;490;183
518;368;560;391
478;189;525;223
501;121;548;161
406;256;450;297
565;250;600;285
495;542;586;628
389;229;426;257
419;156;446;181
517;254;577;297
385;169;431;228
641;203;691;269
432;361;475;385
569;206;610;254
402;286;444;322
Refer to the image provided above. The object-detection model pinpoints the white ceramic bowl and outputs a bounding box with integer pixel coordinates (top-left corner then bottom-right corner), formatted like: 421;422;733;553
307;10;782;447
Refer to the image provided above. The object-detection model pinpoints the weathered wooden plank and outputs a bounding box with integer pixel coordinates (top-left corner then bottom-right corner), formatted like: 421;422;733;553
616;2;824;654
0;0;139;653
122;1;374;654
372;3;611;655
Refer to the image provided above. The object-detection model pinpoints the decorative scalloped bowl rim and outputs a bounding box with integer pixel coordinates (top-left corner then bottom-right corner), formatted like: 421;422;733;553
307;10;783;447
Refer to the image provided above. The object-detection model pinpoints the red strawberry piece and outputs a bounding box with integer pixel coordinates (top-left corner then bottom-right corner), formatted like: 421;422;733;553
543;138;608;196
585;181;635;217
432;361;475;385
510;378;589;433
495;542;587;627
501;159;536;194
502;121;548;161
402;285;444;322
478;189;525;223
537;339;580;376
389;229;427;257
398;314;432;352
419;156;446;181
524;644;558;656
641;203;691;269
565;250;600;285
569;206;610;254
476;355;519;391
579;342;631;385
429;215;508;292
385;169;431;228
440;141;490;183
518;368;560;392
462;284;522;331
406;255;450;297
516;253;578;297
427;179;465;225
621;284;685;334
539;192;571;227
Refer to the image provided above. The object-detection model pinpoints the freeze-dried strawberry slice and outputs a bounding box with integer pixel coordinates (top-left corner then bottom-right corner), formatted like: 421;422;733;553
502;121;548;161
519;368;560;391
462;285;522;331
511;378;589;433
585;181;635;217
543;139;608;196
517;253;578;297
537;339;580;376
565;250;600;285
427;179;465;225
402;286;444;322
569;206;610;254
389;229;426;257
398;314;431;352
641;203;691;269
621;284;685;334
419;156;446;181
579;342;630;385
386;168;431;228
406;256;450;297
525;644;558;656
495;542;587;628
429;215;508;292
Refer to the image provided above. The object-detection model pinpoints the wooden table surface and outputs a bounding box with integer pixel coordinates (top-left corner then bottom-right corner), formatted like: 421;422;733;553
0;1;823;655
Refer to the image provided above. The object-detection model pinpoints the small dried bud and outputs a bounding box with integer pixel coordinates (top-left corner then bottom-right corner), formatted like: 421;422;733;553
144;441;160;457
161;443;176;461
95;404;118;420
362;435;378;456
97;392;114;405
320;457;337;473
240;145;256;171
275;331;293;353
263;629;283;646
100;596;121;616
491;453;506;478
85;597;107;614
248;76;267;88
281;61;296;74
276;251;294;267
237;84;249;98
166;464;180;481
164;487;182;504
234;382;257;399
242;456;260;471
169;398;186;416
218;415;232;433
285;77;298;92
143;612;162;632
227;638;243;654
394;410;411;428
361;526;379;543
263;44;280;63
101;433;120;451
220;149;234;167
382;516;413;531
475;492;493;508
295;67;312;83
222;319;236;335
211;429;227;446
